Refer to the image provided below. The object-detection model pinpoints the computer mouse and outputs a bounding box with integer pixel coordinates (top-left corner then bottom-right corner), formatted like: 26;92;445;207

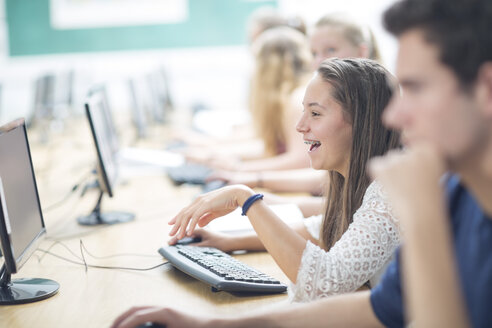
174;236;202;245
135;323;166;328
202;179;227;193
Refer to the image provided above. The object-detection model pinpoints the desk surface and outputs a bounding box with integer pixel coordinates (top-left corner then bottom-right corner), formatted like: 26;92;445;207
0;117;289;327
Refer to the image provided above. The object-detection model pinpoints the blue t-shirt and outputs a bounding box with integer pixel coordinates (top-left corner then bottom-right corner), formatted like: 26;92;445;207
370;175;492;328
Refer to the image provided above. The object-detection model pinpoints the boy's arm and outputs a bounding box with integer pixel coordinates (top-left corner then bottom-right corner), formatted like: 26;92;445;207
213;291;383;328
370;146;470;328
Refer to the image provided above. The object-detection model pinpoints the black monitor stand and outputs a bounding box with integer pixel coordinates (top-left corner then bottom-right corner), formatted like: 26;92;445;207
0;264;59;305
77;189;135;226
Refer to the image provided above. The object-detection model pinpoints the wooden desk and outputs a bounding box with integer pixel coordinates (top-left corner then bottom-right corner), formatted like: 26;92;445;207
0;118;289;327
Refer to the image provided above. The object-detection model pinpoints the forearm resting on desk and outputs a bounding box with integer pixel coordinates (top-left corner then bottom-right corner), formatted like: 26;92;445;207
210;291;382;328
112;291;382;328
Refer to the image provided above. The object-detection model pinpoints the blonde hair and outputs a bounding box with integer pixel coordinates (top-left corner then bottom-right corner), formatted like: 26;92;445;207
315;13;382;62
250;27;311;156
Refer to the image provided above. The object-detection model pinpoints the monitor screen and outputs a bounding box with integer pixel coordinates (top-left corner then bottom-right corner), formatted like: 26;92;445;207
128;78;149;139
0;121;45;272
0;119;59;305
79;94;134;226
146;68;173;123
85;92;118;197
88;85;120;156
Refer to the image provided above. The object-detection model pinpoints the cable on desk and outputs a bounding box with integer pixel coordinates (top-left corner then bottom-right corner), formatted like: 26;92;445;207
78;239;160;259
35;240;168;272
45;223;113;241
41;239;160;261
36;240;83;263
36;249;169;272
42;169;94;212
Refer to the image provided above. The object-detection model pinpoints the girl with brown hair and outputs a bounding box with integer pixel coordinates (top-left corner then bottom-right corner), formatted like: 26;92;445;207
168;58;402;301
210;13;384;199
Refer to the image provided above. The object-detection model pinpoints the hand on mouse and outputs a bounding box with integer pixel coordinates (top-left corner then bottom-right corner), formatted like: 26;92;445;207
170;236;202;246
168;229;238;253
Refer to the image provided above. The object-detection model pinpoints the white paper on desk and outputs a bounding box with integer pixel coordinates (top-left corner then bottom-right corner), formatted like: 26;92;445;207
192;109;251;137
118;162;167;178
207;203;304;233
117;147;185;168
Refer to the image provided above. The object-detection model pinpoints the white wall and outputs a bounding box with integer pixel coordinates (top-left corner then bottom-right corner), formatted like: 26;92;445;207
0;0;399;126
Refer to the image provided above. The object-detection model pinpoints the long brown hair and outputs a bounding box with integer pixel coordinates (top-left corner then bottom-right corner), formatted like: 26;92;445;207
250;26;311;156
319;58;400;249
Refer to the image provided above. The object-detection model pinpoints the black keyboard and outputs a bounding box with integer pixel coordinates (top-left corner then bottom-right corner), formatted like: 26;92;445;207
158;245;287;294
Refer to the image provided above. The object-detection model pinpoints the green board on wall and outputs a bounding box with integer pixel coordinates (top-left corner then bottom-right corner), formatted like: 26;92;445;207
6;0;277;56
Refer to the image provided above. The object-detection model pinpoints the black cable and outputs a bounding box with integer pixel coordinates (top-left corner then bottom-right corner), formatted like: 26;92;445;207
37;240;83;263
42;184;80;212
42;239;160;259
80;179;99;197
36;249;169;271
79;239;160;259
35;239;168;272
42;170;94;212
79;239;88;272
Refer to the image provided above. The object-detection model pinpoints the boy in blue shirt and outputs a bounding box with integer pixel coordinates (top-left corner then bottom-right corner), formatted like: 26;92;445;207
369;0;492;326
112;0;492;326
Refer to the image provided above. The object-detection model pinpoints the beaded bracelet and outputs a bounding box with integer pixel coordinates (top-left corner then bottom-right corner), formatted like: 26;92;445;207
241;193;264;216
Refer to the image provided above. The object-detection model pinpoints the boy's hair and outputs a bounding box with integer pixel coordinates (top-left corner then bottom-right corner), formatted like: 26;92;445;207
384;0;492;86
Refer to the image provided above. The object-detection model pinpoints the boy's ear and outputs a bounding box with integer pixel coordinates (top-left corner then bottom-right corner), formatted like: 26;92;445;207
476;62;492;118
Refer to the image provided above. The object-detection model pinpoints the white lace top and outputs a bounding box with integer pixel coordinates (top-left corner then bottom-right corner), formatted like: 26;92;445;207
289;181;401;302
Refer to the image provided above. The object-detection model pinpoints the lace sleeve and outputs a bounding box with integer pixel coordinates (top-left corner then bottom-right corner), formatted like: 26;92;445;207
289;181;401;302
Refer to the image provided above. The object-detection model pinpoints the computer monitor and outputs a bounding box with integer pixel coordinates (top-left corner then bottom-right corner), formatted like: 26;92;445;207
77;93;135;225
127;78;149;139
0;119;59;305
87;84;120;156
146;67;174;124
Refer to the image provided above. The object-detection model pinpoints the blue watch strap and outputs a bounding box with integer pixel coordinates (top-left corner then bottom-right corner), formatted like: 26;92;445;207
241;194;264;216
